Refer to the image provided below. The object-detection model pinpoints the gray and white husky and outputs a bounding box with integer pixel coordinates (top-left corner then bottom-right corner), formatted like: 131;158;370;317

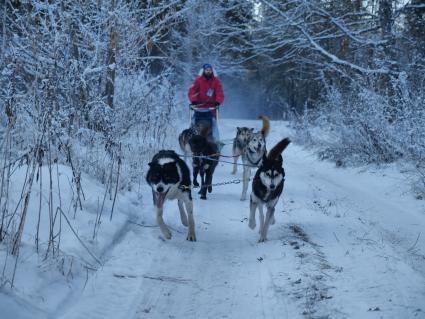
240;116;270;201
249;138;290;242
231;127;254;174
146;150;196;241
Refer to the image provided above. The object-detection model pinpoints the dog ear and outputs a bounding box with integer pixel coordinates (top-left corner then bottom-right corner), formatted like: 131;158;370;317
148;162;153;167
237;127;241;133
250;128;254;132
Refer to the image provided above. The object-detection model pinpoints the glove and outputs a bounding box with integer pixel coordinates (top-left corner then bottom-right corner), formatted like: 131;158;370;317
191;101;201;105
213;101;220;106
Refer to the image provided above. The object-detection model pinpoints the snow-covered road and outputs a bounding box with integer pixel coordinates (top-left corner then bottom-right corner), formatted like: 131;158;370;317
7;119;425;319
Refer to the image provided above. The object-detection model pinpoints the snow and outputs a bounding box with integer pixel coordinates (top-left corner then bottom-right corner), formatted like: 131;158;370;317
1;119;425;318
0;164;139;317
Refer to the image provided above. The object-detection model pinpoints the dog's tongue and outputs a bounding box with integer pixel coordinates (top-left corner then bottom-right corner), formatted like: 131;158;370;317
155;192;167;209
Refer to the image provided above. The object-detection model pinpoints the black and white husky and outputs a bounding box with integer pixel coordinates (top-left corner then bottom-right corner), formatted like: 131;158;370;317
240;116;270;201
231;127;254;175
249;138;290;242
146;150;196;241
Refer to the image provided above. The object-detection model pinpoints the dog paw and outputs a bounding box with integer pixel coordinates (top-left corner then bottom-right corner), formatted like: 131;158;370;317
162;229;172;240
193;180;199;187
270;215;275;225
248;219;256;229
231;170;237;175
186;233;197;242
200;195;207;200
258;237;267;243
240;195;246;201
208;186;212;193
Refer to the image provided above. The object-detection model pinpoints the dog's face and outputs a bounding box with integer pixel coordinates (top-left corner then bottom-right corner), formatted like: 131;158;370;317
180;126;199;144
236;127;254;145
147;158;181;208
258;155;284;191
246;131;266;154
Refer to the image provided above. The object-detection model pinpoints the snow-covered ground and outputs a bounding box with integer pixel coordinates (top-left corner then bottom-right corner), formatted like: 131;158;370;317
1;119;425;318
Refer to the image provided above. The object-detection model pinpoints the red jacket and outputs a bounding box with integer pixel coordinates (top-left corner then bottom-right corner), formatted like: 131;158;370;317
188;75;224;117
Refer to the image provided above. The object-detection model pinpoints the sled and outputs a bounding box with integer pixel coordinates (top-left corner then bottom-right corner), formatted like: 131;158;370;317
189;104;220;144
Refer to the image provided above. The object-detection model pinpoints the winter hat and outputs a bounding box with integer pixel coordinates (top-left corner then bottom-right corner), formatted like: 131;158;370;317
202;63;213;70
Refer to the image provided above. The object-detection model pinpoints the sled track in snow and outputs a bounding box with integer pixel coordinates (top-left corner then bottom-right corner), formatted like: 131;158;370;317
53;119;425;319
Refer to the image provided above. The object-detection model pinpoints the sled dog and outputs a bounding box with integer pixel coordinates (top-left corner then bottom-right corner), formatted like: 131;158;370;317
231;127;254;175
146;150;196;241
240;116;270;201
249;138;290;242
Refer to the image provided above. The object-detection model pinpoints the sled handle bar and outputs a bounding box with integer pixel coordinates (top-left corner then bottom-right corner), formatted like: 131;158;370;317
189;104;219;111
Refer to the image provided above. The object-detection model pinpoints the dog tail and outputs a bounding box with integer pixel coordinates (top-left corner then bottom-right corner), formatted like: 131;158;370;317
258;115;270;138
267;138;291;160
